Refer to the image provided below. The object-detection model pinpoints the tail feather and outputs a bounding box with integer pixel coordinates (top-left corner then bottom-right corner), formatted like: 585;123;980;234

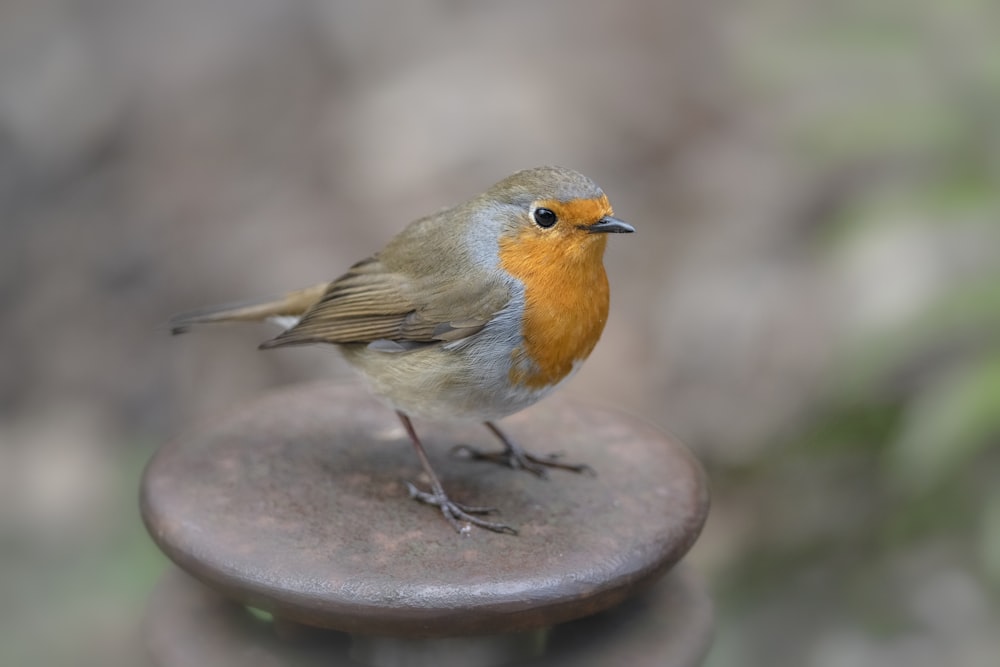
168;283;329;335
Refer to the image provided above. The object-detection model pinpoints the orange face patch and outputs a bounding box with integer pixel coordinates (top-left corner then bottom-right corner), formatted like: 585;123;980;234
498;196;612;389
535;195;613;229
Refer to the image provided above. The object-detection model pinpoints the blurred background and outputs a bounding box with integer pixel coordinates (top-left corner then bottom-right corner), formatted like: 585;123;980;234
2;0;999;665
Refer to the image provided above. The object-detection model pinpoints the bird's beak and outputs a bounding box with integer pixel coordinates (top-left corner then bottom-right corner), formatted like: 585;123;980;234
583;216;635;234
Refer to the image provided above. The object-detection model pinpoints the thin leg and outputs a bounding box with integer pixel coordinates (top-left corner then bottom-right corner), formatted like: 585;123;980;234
397;412;517;535
450;421;596;479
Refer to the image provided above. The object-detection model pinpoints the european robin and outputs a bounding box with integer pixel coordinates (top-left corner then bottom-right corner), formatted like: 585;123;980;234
170;166;634;534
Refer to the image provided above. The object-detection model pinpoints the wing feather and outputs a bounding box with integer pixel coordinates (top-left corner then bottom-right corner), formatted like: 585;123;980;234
259;256;511;349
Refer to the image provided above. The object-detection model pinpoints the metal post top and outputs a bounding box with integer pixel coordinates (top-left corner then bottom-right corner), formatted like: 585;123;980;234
141;382;709;638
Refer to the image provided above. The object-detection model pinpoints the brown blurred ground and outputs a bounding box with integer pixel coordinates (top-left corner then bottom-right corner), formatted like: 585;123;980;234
1;1;999;666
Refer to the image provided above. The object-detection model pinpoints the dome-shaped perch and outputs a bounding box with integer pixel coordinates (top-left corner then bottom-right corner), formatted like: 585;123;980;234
141;381;709;648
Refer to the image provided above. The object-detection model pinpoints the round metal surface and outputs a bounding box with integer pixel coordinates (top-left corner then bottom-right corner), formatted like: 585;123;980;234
144;564;714;667
141;382;709;637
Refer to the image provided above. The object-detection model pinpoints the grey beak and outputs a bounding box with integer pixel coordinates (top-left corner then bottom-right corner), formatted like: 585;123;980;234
584;216;635;234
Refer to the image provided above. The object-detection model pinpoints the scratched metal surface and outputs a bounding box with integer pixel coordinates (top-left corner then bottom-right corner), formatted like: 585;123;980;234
141;381;709;637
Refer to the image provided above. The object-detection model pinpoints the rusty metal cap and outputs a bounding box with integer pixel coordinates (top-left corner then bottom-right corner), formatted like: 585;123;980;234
141;382;709;638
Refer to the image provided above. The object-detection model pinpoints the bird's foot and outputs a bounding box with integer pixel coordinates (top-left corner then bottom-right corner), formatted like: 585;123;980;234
405;481;517;535
450;443;596;479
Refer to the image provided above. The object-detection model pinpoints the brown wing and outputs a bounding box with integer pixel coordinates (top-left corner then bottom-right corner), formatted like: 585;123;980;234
259;257;511;349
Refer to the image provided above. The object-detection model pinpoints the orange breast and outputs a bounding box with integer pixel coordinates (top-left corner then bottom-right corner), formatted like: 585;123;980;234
499;229;610;389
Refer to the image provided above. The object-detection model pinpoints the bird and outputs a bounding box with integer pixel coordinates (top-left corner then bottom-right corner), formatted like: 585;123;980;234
169;166;634;535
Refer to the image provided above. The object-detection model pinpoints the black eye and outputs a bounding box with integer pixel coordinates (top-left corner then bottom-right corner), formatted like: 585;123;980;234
533;207;557;228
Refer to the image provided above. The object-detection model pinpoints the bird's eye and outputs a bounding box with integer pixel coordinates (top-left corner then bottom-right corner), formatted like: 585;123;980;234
533;207;557;228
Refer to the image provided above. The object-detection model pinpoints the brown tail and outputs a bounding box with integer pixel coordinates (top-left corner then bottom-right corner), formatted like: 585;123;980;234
168;283;329;335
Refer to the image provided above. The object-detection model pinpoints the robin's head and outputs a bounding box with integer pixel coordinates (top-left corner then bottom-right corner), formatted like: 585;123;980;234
484;167;634;258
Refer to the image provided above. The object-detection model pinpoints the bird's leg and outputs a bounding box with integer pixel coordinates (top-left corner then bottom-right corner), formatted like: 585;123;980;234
451;421;596;479
397;412;517;535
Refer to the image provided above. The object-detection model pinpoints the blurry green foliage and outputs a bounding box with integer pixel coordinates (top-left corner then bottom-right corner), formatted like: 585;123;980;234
710;0;1000;657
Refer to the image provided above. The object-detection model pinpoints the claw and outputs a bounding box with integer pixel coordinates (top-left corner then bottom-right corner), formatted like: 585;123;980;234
405;481;517;535
451;422;597;478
